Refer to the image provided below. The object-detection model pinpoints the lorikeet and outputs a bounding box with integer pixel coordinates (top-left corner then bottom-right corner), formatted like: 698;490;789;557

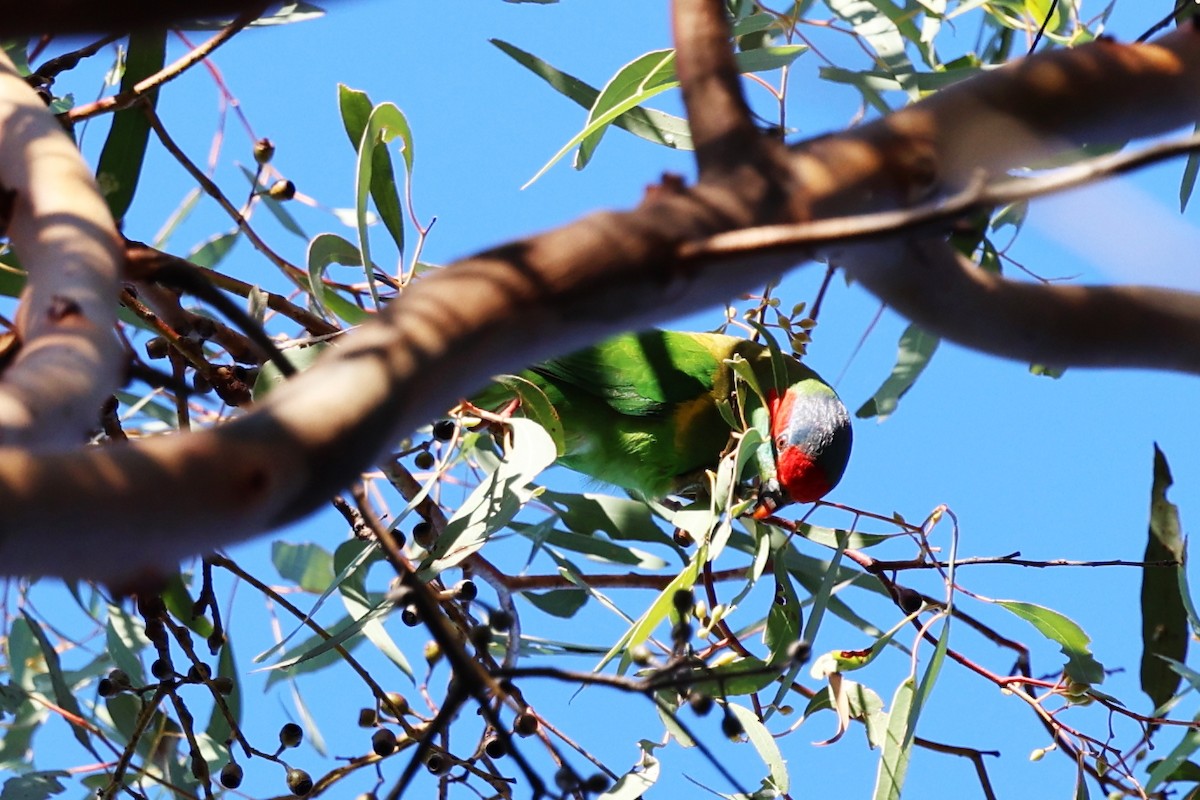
471;330;852;517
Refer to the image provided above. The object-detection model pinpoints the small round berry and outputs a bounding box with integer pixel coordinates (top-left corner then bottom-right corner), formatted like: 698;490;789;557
145;337;169;360
97;678;117;697
371;727;397;757
212;676;235;695
279;722;304;748
358;707;378;727
187;663;212;682
469;625;492;651
254;138;275;164
412;521;436;547
483;735;507;759
109;669;131;688
400;606;420;627
150;659;172;680
432;420;456;441
219;762;243;789
787;640;812;666
413;451;435;470
383;692;409;717
425;751;449;775
672;588;695;615
513;711;539;737
453;579;478;602
267;179;296;201
721;711;744;739
286;767;313;796
583;773;611;794
489;610;513;632
554;766;579;791
688;692;714;716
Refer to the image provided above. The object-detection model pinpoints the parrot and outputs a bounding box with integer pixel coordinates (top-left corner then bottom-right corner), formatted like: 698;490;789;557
469;329;852;518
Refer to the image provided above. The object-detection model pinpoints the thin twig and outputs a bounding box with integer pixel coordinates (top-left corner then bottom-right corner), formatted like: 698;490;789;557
68;6;269;121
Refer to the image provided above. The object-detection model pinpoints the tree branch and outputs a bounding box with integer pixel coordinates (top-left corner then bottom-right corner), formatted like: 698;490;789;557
0;50;122;447
1;8;1199;580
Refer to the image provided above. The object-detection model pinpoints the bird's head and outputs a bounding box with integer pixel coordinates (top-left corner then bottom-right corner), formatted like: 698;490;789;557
751;382;852;519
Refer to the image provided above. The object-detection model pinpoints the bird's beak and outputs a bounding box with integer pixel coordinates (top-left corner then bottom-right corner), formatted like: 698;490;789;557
751;479;786;520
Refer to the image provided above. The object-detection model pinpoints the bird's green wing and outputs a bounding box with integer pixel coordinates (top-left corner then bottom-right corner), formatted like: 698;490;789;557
531;330;735;417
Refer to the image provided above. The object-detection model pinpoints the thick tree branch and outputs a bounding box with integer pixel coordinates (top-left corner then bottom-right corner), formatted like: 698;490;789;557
0;6;1199;580
0;0;275;34
0;51;122;447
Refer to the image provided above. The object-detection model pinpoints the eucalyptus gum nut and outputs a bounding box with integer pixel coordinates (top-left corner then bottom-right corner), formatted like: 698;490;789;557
279;722;303;748
286;768;313;796
219;762;243;789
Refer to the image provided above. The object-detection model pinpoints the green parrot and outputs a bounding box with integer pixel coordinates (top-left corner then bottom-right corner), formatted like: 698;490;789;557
471;329;852;518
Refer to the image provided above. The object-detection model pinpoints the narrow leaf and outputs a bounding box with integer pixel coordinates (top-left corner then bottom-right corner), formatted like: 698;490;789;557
995;600;1105;684
856;323;939;420
96;32;166;221
489;39;692;151
727;703;789;793
338;85;405;255
872;677;916;800
1142;444;1188;710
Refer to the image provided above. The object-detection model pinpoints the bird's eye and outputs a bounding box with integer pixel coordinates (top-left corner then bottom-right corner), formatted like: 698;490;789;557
775;435;787;449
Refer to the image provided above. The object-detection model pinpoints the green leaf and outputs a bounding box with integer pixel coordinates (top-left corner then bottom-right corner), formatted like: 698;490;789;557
511;523;667;569
856;323;939;420
1148;726;1200;792
334;540;413;680
526;44;805;186
179;2;325;29
205;642;240;745
826;0;931;78
301;232;370;324
338;85;405;256
261;613;372;687
602;741;661;800
96;32;166;221
252;343;328;398
239;164;306;239
872;677;916;800
727;703;789;793
352;102;414;305
186;230;240;269
105;605;150;685
764;557;801;664
492;374;566;456
19;611;92;755
542;490;676;548
272;541;335;593
995;600;1105;684
1;771;70;800
1142;444;1188;710
803;679;889;749
489;39;691;151
422;418;556;575
523;589;588;618
1182;125;1200;212
596;548;704;673
687;654;779;697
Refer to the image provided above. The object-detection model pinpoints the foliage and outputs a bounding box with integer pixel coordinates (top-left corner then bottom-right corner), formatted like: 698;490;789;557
0;3;1197;800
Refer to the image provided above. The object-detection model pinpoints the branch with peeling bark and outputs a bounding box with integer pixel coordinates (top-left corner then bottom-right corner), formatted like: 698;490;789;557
1;3;1200;582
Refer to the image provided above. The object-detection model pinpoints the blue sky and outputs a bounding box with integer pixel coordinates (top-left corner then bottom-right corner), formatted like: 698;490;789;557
19;2;1200;798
